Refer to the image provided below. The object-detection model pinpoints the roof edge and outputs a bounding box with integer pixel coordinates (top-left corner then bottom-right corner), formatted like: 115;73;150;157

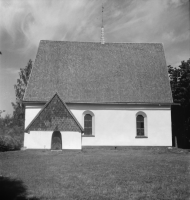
55;93;84;132
23;41;41;101
25;93;84;133
39;39;164;45
23;101;176;105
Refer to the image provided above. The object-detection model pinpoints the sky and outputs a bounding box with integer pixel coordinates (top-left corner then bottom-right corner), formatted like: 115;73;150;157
0;0;189;116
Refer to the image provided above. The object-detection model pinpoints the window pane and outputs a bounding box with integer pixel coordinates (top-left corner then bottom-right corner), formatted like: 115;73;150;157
140;122;144;128
84;114;92;135
137;128;144;136
136;115;145;136
84;121;92;127
137;122;144;128
137;121;144;128
84;127;92;135
137;129;141;135
137;115;144;122
85;114;92;120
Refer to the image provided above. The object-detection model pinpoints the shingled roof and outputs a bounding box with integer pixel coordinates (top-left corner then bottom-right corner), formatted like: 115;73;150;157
25;93;83;133
24;40;173;103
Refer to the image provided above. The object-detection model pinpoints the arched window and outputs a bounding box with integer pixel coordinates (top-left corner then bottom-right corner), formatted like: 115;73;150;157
82;111;95;136
136;111;147;138
136;115;144;136
84;114;92;135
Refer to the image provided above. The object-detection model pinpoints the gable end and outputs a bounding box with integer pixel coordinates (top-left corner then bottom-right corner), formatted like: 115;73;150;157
25;93;84;133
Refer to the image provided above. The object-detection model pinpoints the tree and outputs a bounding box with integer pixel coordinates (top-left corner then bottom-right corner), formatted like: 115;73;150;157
0;110;6;134
12;59;33;127
0;110;5;118
0;111;14;138
0;60;32;150
168;58;190;147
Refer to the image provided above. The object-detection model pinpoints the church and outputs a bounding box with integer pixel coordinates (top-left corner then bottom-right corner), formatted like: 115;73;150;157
23;25;173;150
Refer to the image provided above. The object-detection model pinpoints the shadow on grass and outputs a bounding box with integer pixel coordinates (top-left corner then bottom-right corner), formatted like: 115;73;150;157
0;176;39;200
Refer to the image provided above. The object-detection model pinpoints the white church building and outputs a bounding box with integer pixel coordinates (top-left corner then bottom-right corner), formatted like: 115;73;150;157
23;39;173;150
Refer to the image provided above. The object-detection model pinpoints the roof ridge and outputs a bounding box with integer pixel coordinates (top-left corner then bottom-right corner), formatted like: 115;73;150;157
39;40;163;45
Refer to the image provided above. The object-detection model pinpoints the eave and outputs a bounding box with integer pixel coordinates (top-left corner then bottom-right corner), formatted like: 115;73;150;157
23;101;179;106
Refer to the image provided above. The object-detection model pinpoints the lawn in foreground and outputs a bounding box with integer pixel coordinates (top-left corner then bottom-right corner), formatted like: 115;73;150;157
0;147;190;200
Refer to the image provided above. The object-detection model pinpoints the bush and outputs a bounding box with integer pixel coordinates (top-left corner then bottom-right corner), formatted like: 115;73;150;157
0;135;22;151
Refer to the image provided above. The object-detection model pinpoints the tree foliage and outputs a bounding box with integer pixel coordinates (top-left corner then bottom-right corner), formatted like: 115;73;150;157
0;60;32;150
12;59;33;126
0;111;14;135
168;58;190;144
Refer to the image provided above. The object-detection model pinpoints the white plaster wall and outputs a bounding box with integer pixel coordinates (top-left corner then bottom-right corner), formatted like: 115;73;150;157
61;132;81;149
24;131;81;149
24;131;52;149
24;104;172;147
68;104;172;146
25;106;42;128
24;105;81;150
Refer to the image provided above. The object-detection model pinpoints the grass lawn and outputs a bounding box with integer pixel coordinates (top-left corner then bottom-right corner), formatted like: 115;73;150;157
0;147;190;200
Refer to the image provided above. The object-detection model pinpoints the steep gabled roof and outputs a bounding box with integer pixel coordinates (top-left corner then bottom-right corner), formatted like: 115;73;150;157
24;40;173;103
25;93;84;133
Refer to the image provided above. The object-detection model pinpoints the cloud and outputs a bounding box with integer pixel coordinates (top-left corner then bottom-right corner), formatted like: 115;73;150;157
105;0;189;43
0;0;189;115
0;0;189;63
0;0;102;50
5;67;19;75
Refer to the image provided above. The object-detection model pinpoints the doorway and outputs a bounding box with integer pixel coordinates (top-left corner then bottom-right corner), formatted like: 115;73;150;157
51;131;62;150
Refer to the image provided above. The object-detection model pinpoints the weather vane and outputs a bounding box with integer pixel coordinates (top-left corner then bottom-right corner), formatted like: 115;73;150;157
102;3;104;28
101;2;105;44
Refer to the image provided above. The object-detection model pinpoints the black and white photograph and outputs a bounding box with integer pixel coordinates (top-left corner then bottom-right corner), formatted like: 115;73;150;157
0;0;189;199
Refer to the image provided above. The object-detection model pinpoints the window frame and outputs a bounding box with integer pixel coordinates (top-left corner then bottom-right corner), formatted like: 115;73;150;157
82;111;95;137
84;114;92;135
135;111;148;138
